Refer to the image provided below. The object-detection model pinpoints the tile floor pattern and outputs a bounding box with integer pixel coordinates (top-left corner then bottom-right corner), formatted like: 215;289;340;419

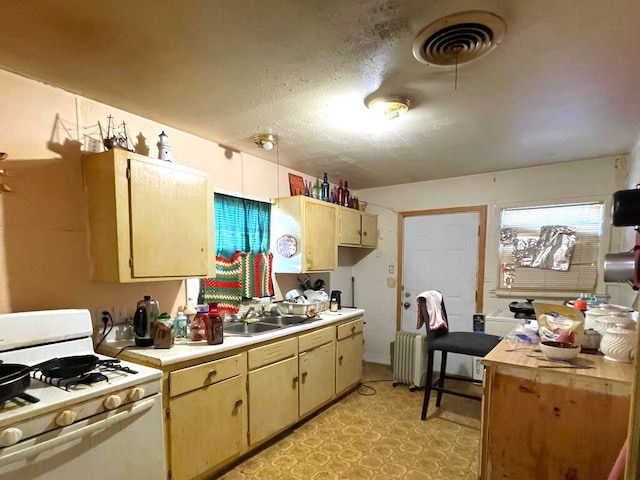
218;363;483;480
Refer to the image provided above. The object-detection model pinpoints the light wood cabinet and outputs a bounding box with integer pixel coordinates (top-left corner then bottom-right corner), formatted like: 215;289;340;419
298;327;336;417
248;338;299;445
271;196;337;272
168;354;247;480
82;149;215;282
335;317;364;394
338;208;378;248
480;341;633;480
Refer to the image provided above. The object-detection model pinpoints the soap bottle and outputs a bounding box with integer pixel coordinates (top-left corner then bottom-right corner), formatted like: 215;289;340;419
185;297;197;324
321;172;330;202
190;305;208;341
173;310;188;344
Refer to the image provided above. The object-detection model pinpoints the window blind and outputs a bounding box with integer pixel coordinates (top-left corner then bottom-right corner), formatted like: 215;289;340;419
498;202;604;292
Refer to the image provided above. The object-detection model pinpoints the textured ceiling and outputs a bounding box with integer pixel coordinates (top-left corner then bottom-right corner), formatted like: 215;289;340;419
1;0;639;189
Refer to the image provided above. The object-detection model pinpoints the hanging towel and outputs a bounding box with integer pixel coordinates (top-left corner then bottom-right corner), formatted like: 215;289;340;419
202;251;243;312
416;290;448;331
243;251;274;299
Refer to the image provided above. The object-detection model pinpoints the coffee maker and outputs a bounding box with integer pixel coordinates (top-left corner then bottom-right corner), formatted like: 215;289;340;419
133;295;160;347
330;290;342;310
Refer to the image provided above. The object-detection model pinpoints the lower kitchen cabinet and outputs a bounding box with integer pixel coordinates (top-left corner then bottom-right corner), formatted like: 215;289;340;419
248;338;299;445
298;327;336;417
168;354;247;480
335;317;364;395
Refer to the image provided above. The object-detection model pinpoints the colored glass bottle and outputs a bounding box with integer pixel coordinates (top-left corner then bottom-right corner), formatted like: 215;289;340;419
337;179;344;206
321;172;330;202
343;180;350;207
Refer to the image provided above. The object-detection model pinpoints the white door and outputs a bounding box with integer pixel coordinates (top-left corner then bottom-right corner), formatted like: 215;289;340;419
401;211;480;376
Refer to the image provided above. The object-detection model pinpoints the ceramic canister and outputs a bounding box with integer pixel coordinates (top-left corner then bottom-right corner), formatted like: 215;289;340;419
600;325;637;363
593;312;632;336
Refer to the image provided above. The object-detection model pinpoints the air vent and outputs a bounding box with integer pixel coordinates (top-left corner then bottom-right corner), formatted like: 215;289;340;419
412;11;506;66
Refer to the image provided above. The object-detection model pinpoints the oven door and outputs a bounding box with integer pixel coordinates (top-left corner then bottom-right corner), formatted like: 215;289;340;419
0;393;166;479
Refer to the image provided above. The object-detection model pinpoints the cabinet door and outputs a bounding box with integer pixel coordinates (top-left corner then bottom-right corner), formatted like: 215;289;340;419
338;208;362;246
129;156;211;278
336;332;364;395
299;342;336;417
249;356;299;445
304;200;337;271
361;213;378;248
169;375;246;480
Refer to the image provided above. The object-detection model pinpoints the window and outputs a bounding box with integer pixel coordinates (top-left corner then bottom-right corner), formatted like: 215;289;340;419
498;202;604;293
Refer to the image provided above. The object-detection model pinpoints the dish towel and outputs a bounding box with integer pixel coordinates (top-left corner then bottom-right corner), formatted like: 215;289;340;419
416;290;448;331
242;251;274;299
201;251;243;313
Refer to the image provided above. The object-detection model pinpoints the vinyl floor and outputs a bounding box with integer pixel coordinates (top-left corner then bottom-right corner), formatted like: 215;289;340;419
217;362;482;480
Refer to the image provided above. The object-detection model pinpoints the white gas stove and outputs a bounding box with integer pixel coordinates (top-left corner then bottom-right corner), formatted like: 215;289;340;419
0;309;166;479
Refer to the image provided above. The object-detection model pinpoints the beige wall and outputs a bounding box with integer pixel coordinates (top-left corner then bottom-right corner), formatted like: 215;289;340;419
356;156;633;364
0;69;315;325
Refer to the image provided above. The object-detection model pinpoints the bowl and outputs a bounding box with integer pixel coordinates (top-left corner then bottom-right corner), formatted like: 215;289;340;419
540;341;581;361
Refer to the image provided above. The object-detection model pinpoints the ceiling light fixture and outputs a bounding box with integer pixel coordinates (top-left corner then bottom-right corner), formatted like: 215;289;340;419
253;133;277;151
366;96;410;120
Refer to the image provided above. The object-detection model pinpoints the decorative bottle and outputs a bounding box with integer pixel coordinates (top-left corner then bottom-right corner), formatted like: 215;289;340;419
173;310;188;344
321;172;330;202
337;179;344;206
343;180;350;207
312;179;320;199
206;303;224;345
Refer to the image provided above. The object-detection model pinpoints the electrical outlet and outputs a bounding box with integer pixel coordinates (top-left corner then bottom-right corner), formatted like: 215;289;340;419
96;307;115;324
113;306;128;324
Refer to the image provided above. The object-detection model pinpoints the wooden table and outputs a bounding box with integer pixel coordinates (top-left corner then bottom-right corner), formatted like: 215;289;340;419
480;340;634;480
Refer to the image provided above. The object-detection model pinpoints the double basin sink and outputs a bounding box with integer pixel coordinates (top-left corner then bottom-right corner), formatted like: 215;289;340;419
223;315;316;337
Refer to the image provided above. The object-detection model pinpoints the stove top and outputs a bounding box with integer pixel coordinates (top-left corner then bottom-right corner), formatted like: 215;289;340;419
0;309;162;426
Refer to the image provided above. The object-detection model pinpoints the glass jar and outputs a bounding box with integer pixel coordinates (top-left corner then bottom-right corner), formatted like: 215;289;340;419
190;305;208;341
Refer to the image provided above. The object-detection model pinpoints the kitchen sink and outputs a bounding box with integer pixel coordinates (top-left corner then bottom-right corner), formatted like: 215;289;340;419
223;322;281;336
258;315;312;327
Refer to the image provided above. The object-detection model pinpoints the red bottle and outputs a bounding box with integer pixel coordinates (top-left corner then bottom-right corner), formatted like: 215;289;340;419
206;303;224;345
337;179;344;206
190;305;208;341
343;180;350;207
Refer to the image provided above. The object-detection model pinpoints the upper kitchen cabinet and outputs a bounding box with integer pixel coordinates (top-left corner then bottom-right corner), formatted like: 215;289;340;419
271;196;337;273
338;207;378;248
82;149;215;282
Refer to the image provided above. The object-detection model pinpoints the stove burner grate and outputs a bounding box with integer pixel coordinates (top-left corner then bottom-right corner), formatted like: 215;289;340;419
32;370;109;390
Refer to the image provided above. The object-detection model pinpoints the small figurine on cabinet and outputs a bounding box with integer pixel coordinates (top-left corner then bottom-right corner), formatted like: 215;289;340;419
157;131;172;161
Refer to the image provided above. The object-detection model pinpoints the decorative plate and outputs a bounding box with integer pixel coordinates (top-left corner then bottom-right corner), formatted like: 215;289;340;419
276;234;298;258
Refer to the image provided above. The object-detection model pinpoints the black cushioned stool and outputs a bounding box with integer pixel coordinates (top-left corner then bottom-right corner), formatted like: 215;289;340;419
419;297;501;420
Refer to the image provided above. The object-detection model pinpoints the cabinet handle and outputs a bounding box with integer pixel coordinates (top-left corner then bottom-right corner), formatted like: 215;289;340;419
302;371;308;379
351;326;356;333
338;355;344;363
293;376;299;384
208;370;217;379
363;231;367;236
234;399;243;408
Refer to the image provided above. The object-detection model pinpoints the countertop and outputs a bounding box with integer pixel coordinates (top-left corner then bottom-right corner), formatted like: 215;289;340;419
482;339;634;388
97;308;365;368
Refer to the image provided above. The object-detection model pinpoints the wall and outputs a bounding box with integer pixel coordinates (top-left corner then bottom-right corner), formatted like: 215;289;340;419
0;69;316;326
356;156;631;364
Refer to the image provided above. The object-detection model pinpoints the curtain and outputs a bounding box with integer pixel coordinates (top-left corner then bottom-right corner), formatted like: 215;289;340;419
214;193;271;255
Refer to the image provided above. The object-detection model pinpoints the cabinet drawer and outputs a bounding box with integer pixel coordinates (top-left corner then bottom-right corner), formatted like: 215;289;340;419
170;353;245;397
336;318;364;340
249;338;297;370
299;326;334;353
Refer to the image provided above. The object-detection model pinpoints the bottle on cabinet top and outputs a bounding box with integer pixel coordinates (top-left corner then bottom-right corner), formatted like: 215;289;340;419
321;172;330;202
343;180;350;207
337;179;344;206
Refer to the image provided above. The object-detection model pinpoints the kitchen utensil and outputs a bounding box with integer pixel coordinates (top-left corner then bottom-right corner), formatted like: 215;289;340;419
0;363;31;404
312;279;325;291
508;299;535;317
298;274;312;291
133;295;160;347
284;289;304;302
37;355;121;378
537;365;593;369
604;251;640;285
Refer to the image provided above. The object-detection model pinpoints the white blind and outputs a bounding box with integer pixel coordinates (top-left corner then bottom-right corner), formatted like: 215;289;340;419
498;202;604;292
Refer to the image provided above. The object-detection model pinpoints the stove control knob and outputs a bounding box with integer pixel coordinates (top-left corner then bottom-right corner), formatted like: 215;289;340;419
0;427;23;447
128;386;145;402
103;394;123;410
56;409;77;427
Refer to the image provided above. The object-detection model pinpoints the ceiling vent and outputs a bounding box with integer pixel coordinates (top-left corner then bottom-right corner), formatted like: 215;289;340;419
412;11;506;66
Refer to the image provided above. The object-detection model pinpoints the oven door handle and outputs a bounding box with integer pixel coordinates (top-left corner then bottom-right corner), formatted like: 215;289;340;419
0;397;157;468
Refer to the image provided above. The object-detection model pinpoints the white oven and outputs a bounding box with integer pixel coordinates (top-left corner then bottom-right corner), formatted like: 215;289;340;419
0;310;166;480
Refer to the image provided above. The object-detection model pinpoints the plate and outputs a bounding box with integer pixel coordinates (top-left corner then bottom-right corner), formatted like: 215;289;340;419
276;234;298;258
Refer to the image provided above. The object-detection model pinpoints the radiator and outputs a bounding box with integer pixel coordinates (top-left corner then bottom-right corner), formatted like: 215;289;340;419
392;331;427;390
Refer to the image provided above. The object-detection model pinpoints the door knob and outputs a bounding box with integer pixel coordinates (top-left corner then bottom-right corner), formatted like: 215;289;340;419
403;302;411;309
